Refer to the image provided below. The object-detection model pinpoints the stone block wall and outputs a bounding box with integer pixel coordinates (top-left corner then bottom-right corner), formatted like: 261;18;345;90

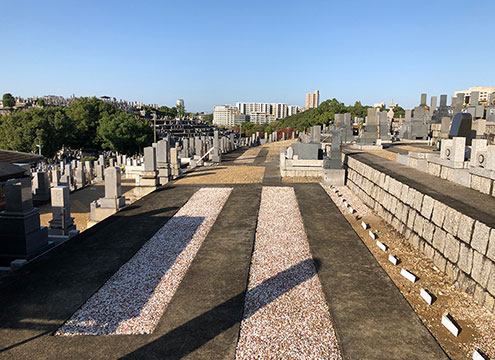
345;155;495;314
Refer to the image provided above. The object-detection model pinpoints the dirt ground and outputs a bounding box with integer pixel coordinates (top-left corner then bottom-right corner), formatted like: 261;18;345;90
324;184;495;360
174;166;265;184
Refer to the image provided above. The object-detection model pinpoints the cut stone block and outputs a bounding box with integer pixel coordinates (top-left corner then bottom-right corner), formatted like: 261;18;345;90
348;207;355;214
400;268;417;283
361;221;368;230
487;230;495;262
376;240;387;252
441;313;460;337
471;221;491;255
369;230;377;240
458;215;475;244
420;288;434;305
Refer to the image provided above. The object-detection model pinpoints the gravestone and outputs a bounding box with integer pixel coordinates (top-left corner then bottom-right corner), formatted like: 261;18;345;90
170;147;180;178
310;126;321;143
212;130;221;163
440;117;451;138
358;108;378;144
449;113;473;145
0;177;50;266
50;168;61;187
291;142;319;160
32;171;50;202
378;111;391;141
90;167;126;222
49;185;78;239
157;139;170;185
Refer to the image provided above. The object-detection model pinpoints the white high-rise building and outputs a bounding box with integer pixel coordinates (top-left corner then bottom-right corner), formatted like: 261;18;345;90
213;105;247;127
176;99;184;107
235;101;300;120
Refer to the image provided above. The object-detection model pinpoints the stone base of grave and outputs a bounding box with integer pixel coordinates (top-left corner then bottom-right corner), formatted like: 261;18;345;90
211;155;222;163
133;186;156;198
0;210;51;266
90;206;118;223
48;229;80;243
32;192;50;203
158;167;170;185
98;196;126;209
322;169;345;186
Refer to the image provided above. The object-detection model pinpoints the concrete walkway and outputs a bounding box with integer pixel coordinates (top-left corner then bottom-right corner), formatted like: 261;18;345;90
0;144;449;359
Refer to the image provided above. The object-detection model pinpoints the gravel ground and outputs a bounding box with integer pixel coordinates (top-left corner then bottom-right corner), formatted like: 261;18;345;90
175;166;265;184
324;183;495;360
56;187;232;336
235;187;342;360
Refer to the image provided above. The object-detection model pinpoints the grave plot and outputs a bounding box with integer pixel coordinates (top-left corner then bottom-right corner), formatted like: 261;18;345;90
235;186;341;360
56;187;232;336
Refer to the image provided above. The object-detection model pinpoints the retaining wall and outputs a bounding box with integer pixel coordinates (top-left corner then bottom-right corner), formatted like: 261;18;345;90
345;155;495;314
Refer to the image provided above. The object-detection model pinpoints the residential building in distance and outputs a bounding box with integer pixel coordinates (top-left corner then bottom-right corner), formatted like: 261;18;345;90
176;99;184;107
305;90;319;109
213;105;247;127
235;102;301;120
454;86;495;104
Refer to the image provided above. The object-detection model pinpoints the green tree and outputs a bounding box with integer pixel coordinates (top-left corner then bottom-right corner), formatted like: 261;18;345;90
392;105;405;118
38;98;45;107
97;112;153;155
66;97;117;149
177;104;185;118
2;93;15;107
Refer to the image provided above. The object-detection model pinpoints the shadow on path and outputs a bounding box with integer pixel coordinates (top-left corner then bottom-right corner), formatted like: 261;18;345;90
123;258;318;359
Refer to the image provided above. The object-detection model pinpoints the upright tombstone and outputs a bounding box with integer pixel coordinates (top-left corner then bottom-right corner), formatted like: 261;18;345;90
48;185;78;239
322;129;345;186
454;93;465;114
32;171;50;202
310;126;321;143
90;167;126;222
431;94;451;124
99;155;105;166
170;147;181;178
211;130;221;163
449;112;473;145
75;164;86;189
440;117;451;138
358;108;378;145
156;139;170;185
0;177;50;266
378;111;391;141
50;168;61;188
430;96;438;113
138;146;158;187
400;94;429;139
95;163;104;182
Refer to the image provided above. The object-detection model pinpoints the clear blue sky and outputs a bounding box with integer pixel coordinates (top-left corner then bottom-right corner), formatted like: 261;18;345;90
1;0;494;112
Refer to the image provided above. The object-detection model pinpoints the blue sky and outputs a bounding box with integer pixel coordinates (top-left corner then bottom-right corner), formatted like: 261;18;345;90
1;0;494;112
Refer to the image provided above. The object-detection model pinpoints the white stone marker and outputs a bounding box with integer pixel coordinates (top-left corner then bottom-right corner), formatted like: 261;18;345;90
376;240;387;252
348;207;355;214
420;288;434;305
441;313;460;337
341;198;346;203
473;349;489;360
369;230;377;240
333;188;338;193
361;221;369;230
388;254;398;265
400;268;417;283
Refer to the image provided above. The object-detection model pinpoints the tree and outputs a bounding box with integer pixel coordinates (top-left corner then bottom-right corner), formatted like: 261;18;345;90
38;98;45;107
2;93;15;108
97;112;153;155
392;105;405;118
177;104;185;118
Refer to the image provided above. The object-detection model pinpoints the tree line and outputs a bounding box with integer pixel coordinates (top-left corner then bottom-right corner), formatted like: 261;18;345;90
0;97;153;158
239;98;405;135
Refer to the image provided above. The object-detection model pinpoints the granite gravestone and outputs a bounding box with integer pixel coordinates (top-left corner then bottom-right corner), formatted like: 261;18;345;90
449;113;473;145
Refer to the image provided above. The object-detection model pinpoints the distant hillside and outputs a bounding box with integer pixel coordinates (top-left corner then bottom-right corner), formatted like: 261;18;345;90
271;98;370;131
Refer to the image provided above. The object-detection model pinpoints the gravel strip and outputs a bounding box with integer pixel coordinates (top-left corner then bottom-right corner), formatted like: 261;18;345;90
235;186;342;360
56;187;232;336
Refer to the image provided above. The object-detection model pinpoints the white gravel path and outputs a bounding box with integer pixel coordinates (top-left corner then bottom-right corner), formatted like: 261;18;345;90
56;187;232;336
235;186;342;360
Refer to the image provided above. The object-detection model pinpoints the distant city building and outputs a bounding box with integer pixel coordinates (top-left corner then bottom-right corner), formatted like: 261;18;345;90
213;105;247;127
176;99;184;108
455;86;495;104
305;90;319;109
235;101;301;121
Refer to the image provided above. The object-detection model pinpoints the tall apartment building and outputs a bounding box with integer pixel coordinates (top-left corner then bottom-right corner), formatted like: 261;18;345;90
235;102;300;121
213;105;247;127
305;90;320;109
